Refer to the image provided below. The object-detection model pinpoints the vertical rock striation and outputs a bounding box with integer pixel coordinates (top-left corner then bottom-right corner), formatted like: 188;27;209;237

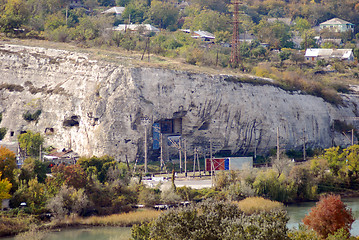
0;44;358;161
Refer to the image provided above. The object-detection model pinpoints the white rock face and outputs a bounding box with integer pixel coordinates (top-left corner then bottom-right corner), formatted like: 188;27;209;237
0;44;358;162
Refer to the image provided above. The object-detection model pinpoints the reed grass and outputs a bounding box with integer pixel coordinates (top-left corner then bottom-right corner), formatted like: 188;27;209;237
79;209;161;227
0;215;35;237
234;197;284;215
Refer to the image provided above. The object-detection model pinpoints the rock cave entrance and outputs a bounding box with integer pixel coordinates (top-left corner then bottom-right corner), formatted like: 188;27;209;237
63;115;80;127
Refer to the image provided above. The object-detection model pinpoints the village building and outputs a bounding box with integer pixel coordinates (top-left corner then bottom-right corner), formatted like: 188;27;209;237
267;17;293;26
101;7;125;16
191;30;215;42
239;33;256;43
319;18;355;32
113;24;160;33
43;148;79;165
305;48;354;62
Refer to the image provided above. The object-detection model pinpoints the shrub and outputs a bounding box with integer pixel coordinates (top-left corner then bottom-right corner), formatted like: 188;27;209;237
0;214;35;237
326;227;353;240
23;110;42;122
287;225;319;240
252;169;296;203
303;195;354;238
234;197;284;215
46;185;89;219
0;128;6;140
131;200;289;240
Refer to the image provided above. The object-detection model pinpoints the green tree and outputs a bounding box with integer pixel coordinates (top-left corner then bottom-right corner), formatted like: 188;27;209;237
300;29;318;49
18;131;44;157
279;49;292;65
121;0;148;24
323;147;344;177
353;48;359;61
132;200;289;240
19;157;47;183
148;0;178;30
183;9;231;33
11;178;48;211
0;146;16;185
214;30;231;43
293;17;311;34
0;0;30;33
255;20;293;49
253;169;296;202
0;127;6;140
340;145;359;179
0;172;12;202
77;155;116;183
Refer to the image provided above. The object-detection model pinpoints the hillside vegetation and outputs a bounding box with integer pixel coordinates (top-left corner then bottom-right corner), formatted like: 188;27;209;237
1;0;359;103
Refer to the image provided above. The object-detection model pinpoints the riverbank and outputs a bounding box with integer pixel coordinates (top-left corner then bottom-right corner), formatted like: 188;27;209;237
0;209;160;238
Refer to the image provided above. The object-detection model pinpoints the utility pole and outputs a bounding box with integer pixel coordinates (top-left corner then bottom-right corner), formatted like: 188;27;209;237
160;133;164;172
276;127;280;163
230;0;241;68
193;147;196;177
144;125;148;173
39;144;42;162
196;148;201;177
210;139;213;187
179;138;182;173
141;116;151;174
66;5;68;26
184;139;187;177
352;129;354;146
303;135;306;161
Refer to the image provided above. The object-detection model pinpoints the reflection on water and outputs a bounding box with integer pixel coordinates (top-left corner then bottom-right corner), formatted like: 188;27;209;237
44;227;131;240
3;198;359;239
2;227;132;240
286;197;359;236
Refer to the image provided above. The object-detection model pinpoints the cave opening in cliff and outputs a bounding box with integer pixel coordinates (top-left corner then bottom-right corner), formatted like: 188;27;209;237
157;118;182;135
152;118;182;163
63;116;80;127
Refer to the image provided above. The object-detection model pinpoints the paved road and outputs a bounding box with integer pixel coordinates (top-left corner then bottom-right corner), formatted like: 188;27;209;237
143;178;213;190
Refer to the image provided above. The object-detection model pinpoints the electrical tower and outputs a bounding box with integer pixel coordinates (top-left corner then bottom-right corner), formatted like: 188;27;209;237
230;0;241;68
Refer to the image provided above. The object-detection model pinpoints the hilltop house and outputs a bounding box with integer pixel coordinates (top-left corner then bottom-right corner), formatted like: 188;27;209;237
44;148;79;165
101;7;125;16
320;18;355;32
239;33;256;43
305;48;354;62
267;18;293;26
191;30;215;42
113;24;160;33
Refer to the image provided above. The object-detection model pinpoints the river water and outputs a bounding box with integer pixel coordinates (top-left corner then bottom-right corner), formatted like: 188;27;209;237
3;198;359;239
286;197;359;236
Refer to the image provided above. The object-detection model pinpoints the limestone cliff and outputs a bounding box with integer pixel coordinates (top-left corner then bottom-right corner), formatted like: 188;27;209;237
0;44;358;162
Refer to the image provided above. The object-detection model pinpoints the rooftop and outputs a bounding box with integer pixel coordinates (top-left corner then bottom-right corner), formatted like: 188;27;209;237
320;18;354;25
102;7;125;15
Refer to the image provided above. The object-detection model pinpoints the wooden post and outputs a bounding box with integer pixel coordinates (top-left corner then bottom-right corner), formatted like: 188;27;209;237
160;133;163;172
179;138;182;173
276;127;280;163
193;148;196;177
184;139;187;177
197;149;201;177
210;139;213;187
144;125;148;173
352;129;354;146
